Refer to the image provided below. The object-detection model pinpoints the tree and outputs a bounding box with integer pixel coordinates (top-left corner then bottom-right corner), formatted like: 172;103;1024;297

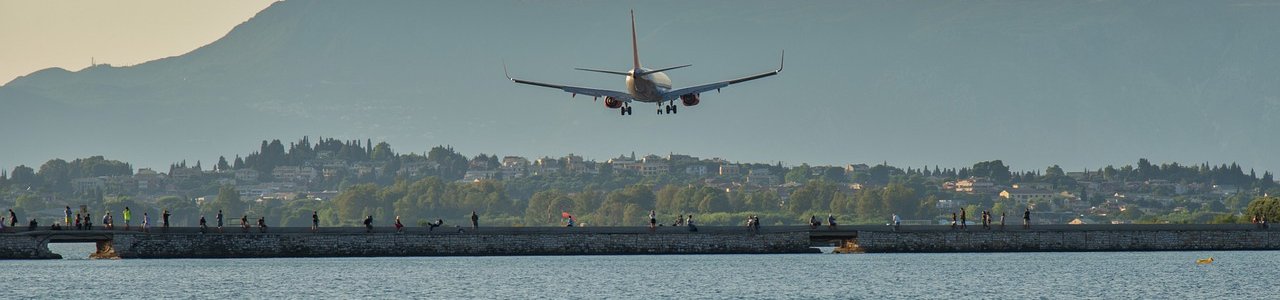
370;142;395;161
854;188;883;220
37;159;72;192
697;191;730;213
15;194;44;213
332;184;379;223
9;165;36;188
1244;196;1280;222
821;167;847;182
216;156;232;172
1137;158;1156;180
1045;165;1065;177
881;183;918;218
157;196;199;226
971;160;1011;183
784;164;812;183
205;185;246;218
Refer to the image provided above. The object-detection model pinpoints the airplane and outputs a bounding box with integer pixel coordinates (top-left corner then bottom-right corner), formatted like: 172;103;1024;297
504;10;783;116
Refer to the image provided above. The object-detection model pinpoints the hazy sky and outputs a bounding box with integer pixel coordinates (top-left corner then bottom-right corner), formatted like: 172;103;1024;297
0;0;277;85
1;1;1277;175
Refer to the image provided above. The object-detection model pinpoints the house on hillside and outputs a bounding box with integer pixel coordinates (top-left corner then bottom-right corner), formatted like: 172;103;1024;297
955;177;996;194
719;164;741;176
999;189;1057;204
685;165;708;176
234;169;259;183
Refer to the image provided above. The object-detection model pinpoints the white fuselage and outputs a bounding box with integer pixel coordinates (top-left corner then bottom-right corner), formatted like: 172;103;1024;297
626;68;671;103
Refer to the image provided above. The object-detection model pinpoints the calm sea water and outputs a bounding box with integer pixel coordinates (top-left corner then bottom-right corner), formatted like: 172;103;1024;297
5;244;1275;299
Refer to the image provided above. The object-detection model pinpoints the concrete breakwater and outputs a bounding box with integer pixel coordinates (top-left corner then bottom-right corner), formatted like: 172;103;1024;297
848;224;1280;253
1;227;817;259
3;224;1277;259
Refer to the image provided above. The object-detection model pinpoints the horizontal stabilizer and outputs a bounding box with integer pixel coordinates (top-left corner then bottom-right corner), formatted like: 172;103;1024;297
574;67;631;76
637;64;691;76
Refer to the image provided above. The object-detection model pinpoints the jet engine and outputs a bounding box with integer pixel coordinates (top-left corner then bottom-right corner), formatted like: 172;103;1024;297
604;96;624;109
680;94;700;106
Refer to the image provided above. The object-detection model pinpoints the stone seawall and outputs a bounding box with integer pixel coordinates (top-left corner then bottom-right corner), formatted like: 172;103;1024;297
7;224;1277;259
103;227;815;258
853;224;1280;253
0;234;60;259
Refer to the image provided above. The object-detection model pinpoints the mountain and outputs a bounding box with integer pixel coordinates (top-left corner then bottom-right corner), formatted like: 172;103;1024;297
3;1;1279;173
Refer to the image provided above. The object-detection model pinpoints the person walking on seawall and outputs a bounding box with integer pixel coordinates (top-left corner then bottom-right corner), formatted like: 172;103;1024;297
808;215;819;229
123;207;132;230
470;211;479;230
142;212;150;233
199;216;207;234
828;214;838;229
1000;212;1006;230
75;213;82;230
104;212;113;230
1022;208;1031;229
241;215;249;232
216;210;224;233
892;213;900;231
959;208;967;229
162;209;171;230
394;216;405;233
85;212;92;230
648;210;657;231
364;215;374;233
64;206;73;228
311;211;319;233
257;217;267;233
950;212;957;229
566;215;575;227
8;209;17;227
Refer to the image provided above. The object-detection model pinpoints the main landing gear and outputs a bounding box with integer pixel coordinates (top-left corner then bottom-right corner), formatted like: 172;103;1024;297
619;105;632;115
658;102;678;115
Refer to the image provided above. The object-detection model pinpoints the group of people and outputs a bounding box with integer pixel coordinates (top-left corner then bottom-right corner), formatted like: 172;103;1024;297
976;210;1003;230
0;206;486;234
744;215;761;232
1252;214;1270;229
63;206;96;230
652;211;698;231
366;213;471;233
808;214;837;229
948;208;1030;230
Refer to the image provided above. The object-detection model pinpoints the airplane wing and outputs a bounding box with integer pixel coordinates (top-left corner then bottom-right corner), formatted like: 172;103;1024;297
505;65;633;101
662;52;784;101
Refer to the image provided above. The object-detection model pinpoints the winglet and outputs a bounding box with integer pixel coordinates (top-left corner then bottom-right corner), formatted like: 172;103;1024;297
778;50;785;73
502;60;513;81
631;10;641;71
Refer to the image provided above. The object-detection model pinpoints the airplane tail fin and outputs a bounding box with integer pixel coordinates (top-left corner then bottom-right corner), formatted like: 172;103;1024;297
631;10;641;72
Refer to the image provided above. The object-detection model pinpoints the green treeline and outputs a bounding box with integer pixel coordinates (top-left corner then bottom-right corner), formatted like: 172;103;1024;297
3;137;1280;227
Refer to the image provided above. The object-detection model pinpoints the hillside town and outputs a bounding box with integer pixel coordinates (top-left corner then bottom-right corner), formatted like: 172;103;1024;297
2;137;1277;227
